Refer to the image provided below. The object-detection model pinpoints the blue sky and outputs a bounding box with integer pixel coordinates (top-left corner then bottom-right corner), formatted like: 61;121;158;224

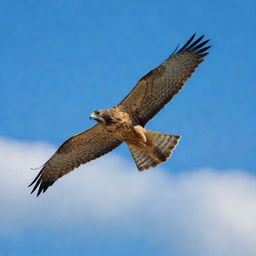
1;1;256;255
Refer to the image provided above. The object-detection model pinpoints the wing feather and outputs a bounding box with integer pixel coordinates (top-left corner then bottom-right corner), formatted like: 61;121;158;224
29;124;122;196
119;34;211;125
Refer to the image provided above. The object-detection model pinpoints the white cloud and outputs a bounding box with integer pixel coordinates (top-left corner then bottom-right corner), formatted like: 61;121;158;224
1;137;256;256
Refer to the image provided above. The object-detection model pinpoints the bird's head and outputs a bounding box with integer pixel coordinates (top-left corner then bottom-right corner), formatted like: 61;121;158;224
90;109;115;125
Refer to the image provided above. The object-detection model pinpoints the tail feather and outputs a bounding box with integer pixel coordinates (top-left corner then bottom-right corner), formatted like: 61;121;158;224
129;131;181;171
147;131;181;158
128;146;160;171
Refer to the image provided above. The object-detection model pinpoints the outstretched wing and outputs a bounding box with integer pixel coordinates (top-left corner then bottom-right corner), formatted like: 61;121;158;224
119;34;211;126
29;124;122;196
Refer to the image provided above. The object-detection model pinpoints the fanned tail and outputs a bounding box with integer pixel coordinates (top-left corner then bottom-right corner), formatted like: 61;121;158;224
128;131;181;171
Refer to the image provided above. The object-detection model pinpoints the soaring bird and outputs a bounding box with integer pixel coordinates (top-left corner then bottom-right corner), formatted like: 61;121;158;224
29;34;211;196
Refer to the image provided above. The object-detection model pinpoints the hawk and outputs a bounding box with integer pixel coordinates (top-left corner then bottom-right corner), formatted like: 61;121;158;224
29;34;210;196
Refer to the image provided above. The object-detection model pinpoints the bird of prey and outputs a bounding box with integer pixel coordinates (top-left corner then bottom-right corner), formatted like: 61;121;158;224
29;34;210;196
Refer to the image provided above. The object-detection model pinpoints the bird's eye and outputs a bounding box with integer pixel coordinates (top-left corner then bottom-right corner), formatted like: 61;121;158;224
95;110;100;115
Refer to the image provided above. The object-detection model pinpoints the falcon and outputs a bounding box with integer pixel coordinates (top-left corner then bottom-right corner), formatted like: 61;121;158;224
29;34;211;196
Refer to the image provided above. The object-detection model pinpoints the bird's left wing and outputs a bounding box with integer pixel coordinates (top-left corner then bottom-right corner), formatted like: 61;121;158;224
118;34;211;126
29;124;122;196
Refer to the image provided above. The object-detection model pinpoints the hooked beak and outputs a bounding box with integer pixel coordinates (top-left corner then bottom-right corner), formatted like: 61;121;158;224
90;112;98;120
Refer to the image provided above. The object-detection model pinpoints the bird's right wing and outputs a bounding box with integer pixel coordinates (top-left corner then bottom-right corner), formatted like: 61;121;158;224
29;124;122;196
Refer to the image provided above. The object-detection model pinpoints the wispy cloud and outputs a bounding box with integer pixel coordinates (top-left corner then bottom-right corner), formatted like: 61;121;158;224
1;137;256;256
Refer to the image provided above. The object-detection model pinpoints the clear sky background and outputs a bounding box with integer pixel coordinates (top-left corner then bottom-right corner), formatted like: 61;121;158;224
1;1;256;256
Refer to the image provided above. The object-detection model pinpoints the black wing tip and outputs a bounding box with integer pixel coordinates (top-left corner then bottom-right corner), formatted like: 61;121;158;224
35;181;54;197
28;170;42;188
29;170;54;197
173;33;211;57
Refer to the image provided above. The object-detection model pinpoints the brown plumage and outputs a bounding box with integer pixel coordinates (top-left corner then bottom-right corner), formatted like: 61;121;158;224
29;34;211;196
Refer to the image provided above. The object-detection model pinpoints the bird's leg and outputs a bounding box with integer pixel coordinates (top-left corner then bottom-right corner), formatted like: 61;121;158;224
133;125;147;144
